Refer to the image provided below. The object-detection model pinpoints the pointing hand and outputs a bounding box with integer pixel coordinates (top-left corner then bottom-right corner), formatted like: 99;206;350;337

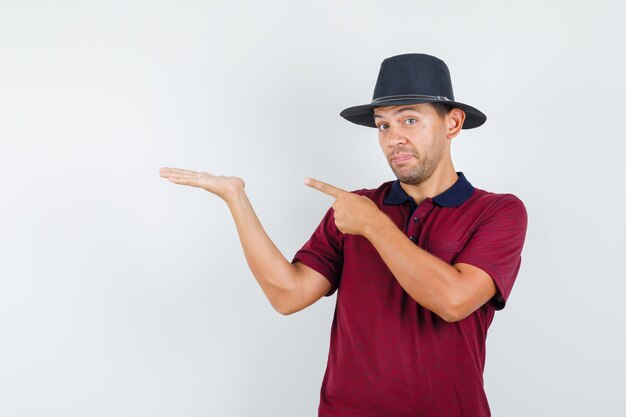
304;178;384;236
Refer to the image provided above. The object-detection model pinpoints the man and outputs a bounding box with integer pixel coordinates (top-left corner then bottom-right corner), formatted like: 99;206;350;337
159;53;528;416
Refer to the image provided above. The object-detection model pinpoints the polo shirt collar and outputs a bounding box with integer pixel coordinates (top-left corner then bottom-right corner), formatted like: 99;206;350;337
384;171;474;207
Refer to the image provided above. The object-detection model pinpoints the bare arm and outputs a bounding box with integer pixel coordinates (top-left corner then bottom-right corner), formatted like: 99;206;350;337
362;216;496;322
159;167;331;315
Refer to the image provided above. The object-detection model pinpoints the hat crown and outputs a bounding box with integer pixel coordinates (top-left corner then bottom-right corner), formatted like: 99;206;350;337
372;53;455;101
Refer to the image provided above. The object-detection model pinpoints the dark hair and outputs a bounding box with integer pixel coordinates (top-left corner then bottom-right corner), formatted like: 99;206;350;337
428;102;451;118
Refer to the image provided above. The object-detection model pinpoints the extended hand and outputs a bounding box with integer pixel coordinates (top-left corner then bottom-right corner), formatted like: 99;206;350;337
304;178;384;236
159;167;245;202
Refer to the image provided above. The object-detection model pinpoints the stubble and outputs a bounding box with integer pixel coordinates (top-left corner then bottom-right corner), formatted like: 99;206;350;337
388;133;447;185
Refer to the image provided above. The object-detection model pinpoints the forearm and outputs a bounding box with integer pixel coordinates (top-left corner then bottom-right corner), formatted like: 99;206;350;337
224;188;298;311
363;215;463;321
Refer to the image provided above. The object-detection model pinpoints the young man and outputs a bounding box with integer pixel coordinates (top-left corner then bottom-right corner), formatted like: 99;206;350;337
160;53;528;416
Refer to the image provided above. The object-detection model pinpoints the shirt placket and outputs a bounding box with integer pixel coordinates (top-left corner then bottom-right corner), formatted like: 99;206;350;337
405;199;432;244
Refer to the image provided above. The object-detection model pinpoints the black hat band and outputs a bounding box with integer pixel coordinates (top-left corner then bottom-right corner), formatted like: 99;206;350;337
371;94;452;104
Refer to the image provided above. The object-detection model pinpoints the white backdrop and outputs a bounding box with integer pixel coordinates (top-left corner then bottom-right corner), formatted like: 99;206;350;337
1;0;625;416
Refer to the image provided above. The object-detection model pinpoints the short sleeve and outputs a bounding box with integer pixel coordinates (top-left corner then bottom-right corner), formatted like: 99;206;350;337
454;195;528;310
292;207;344;296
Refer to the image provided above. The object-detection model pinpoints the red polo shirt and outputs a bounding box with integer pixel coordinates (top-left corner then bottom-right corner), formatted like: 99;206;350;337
292;172;528;417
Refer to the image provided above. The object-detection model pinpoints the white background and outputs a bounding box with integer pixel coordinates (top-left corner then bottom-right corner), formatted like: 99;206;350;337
1;0;625;416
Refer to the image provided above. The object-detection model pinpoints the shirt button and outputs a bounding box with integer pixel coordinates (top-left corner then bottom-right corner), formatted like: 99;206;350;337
413;217;419;223
409;236;416;242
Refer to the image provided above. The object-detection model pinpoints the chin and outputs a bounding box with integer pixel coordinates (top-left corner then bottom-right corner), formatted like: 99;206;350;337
393;167;432;185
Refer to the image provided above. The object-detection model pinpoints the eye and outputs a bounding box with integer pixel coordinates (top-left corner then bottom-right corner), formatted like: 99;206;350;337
404;118;417;125
377;123;389;131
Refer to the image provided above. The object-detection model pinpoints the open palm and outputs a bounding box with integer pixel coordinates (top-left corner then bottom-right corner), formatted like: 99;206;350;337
159;167;244;201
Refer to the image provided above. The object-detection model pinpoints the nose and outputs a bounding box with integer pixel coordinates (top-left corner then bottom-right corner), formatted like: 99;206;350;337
382;123;408;148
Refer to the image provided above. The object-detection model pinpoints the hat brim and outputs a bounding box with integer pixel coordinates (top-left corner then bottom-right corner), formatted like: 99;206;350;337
340;98;487;129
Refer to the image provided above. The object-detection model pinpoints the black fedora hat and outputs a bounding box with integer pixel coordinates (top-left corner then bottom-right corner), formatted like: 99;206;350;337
340;53;487;129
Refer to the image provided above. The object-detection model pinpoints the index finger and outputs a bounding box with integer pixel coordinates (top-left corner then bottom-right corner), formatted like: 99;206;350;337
304;178;347;198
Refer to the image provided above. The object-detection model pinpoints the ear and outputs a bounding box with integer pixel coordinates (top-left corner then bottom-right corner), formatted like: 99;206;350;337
446;108;466;139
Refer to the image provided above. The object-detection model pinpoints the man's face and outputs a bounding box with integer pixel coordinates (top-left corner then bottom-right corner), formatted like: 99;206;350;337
373;103;449;185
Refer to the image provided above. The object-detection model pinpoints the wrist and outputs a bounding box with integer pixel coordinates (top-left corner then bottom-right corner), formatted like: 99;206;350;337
363;211;393;240
222;179;246;205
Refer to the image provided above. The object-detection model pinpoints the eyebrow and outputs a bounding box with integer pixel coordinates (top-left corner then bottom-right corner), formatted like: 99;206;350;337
373;107;422;119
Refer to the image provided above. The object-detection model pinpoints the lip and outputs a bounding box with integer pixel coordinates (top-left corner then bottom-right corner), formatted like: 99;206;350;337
391;153;415;163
